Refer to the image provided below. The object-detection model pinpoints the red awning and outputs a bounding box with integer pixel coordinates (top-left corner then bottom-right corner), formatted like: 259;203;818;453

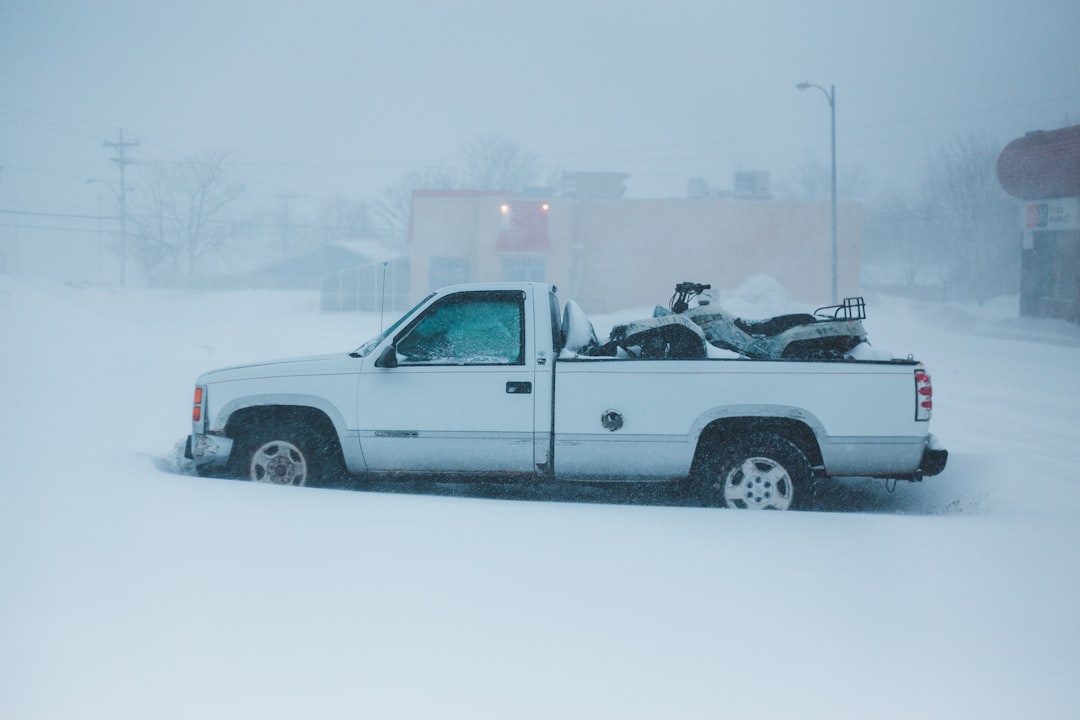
997;125;1080;200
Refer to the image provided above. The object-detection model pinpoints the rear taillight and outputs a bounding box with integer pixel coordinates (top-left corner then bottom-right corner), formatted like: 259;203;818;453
915;367;933;421
192;386;205;424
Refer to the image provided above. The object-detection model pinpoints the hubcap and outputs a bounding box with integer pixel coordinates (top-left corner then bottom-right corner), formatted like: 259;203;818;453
251;441;307;486
722;456;793;510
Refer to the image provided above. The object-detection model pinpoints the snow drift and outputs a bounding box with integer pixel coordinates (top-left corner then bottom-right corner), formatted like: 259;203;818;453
3;275;1080;719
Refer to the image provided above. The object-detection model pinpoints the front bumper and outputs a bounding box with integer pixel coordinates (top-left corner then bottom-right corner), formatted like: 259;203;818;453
185;433;234;472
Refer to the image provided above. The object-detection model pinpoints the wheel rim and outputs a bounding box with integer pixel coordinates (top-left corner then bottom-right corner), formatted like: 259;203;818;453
722;456;794;510
250;440;308;486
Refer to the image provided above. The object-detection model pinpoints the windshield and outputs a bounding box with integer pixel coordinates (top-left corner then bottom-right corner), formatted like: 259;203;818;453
350;293;435;357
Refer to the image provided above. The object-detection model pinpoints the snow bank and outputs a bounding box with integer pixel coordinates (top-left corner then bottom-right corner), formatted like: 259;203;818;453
3;275;1080;719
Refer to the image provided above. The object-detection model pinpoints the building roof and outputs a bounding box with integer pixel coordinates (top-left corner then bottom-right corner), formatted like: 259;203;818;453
254;241;402;277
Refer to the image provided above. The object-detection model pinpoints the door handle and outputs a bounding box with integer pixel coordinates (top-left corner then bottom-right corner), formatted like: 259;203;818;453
506;381;532;394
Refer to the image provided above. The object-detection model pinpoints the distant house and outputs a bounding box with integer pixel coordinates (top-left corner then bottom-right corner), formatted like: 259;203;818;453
998;125;1080;322
238;240;410;312
245;241;397;290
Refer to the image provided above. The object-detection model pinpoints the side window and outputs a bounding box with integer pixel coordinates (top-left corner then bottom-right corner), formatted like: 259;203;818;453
549;290;564;353
395;291;524;365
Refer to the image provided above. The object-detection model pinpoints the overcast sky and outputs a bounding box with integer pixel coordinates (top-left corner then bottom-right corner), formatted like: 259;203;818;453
2;0;1079;222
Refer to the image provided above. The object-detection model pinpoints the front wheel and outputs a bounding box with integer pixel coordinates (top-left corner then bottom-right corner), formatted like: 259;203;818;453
231;425;343;487
698;433;815;511
250;438;310;486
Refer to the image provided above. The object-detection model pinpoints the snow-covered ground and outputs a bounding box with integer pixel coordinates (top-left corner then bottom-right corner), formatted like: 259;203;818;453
3;275;1080;719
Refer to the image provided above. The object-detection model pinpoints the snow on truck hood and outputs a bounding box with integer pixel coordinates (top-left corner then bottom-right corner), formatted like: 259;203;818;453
197;353;359;383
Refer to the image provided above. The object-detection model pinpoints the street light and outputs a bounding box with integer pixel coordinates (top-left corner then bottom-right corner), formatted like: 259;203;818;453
796;81;838;304
87;177;129;286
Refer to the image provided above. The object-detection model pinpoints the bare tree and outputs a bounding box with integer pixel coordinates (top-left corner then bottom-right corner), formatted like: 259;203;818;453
783;149;871;201
129;150;245;282
127;162;173;284
862;192;943;289
319;194;376;245
373;166;456;244
920;134;1019;300
461;133;538;191
174;150;245;274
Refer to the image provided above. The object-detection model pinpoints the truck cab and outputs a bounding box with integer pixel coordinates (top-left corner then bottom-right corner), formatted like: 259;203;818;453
356;283;558;476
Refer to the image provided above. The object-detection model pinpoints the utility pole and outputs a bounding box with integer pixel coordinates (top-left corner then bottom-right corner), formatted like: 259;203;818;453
103;129;139;286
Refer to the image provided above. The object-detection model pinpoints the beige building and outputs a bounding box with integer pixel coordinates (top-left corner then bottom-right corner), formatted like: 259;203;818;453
407;190;861;313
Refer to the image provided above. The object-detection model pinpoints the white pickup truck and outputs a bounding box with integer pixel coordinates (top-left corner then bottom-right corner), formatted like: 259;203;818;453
186;282;947;510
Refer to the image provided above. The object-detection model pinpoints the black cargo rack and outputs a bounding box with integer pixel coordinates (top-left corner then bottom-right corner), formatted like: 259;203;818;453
814;296;866;321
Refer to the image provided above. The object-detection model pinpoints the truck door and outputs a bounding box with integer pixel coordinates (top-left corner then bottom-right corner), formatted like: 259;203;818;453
357;289;537;474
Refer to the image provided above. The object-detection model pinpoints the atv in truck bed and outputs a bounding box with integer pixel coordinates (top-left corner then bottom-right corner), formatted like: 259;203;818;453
569;282;871;361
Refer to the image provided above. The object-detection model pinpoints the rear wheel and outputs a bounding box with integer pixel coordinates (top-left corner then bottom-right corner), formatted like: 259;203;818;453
698;433;815;511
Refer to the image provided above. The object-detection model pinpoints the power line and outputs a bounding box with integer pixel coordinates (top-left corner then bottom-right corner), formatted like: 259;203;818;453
0;222;108;234
0;208;114;221
0;105;112;142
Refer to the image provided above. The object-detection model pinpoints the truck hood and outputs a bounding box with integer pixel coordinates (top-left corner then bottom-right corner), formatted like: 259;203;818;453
197;353;362;384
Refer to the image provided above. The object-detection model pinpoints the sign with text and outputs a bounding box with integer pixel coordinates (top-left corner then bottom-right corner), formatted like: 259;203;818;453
1023;197;1079;230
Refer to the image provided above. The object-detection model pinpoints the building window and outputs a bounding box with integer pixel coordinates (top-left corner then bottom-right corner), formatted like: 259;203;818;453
502;255;546;282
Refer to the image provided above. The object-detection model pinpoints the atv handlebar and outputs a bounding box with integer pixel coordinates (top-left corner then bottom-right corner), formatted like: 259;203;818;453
674;282;711;294
670;282;712;314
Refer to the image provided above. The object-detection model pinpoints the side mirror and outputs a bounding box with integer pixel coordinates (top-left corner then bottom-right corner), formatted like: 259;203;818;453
374;344;398;368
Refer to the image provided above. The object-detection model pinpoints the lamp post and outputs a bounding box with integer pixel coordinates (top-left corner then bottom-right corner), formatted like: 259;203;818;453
796;81;837;303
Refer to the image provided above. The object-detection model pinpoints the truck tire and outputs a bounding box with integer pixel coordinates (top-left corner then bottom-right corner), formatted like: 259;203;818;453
232;425;342;487
699;432;815;511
